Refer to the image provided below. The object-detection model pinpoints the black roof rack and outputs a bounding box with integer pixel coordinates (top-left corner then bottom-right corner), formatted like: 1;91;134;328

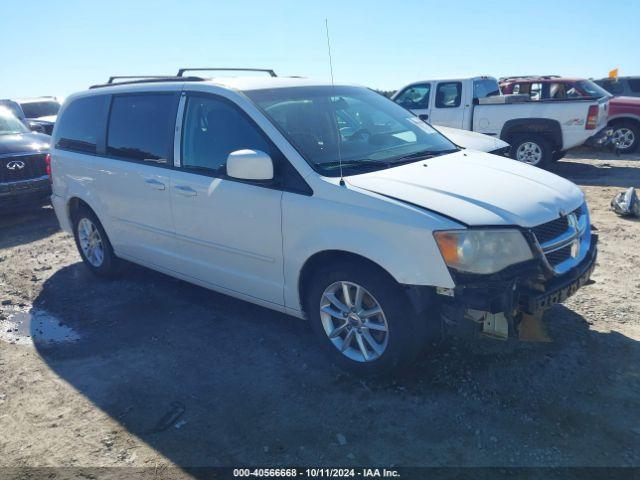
90;76;205;89
106;75;180;84
499;75;561;82
177;67;277;78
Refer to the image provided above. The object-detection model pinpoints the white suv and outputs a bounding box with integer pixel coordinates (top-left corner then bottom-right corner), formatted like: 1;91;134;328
50;70;597;375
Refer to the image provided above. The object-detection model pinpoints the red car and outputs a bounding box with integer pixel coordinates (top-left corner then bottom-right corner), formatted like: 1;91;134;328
500;76;640;153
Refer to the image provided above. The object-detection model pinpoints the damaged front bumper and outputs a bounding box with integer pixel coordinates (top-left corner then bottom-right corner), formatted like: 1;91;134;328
432;233;598;340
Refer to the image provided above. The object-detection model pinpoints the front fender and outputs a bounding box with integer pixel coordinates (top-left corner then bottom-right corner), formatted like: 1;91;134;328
281;189;459;312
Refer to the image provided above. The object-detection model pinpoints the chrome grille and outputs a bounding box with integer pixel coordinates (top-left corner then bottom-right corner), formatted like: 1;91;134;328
545;245;572;266
532;204;589;273
532;205;583;246
532;216;569;245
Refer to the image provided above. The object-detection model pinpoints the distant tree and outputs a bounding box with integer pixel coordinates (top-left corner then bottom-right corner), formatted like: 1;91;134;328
372;89;396;99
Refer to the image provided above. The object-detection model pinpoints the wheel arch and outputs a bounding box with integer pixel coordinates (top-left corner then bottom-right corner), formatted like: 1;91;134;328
298;250;399;317
500;118;563;150
67;196;95;222
66;195;112;238
608;115;640;127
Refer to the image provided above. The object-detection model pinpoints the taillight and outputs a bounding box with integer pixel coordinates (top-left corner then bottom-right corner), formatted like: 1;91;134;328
585;105;599;130
45;153;52;180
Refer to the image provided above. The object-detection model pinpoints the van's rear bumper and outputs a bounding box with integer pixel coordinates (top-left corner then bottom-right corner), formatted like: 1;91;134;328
51;193;73;234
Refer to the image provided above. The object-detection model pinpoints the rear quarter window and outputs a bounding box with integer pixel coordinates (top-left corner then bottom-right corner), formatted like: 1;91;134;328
55;96;109;154
106;93;179;164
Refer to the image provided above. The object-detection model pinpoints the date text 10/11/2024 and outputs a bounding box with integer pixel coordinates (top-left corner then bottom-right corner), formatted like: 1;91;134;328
232;468;401;478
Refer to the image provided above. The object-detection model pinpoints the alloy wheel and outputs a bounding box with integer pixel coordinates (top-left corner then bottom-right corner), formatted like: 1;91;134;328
612;127;635;151
78;218;105;267
516;141;543;165
319;281;389;363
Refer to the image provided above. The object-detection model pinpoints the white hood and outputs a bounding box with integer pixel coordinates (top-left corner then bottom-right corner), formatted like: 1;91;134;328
435;126;509;153
347;151;584;228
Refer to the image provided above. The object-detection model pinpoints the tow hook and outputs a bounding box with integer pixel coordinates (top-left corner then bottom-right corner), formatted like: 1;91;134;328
464;308;552;342
518;310;552;342
481;312;509;340
465;309;510;340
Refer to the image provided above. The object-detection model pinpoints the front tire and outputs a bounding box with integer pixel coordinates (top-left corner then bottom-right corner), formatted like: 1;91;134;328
304;261;428;376
72;207;120;277
510;134;553;168
610;121;639;153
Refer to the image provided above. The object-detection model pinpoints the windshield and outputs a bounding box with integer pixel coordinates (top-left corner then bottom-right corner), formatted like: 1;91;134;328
0;107;30;135
574;80;612;99
245;86;458;176
19;100;60;118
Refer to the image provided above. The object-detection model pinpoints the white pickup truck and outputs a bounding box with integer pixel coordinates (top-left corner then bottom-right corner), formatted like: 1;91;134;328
392;76;610;167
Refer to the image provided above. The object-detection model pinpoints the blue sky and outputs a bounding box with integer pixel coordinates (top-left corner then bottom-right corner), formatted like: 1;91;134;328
1;0;638;99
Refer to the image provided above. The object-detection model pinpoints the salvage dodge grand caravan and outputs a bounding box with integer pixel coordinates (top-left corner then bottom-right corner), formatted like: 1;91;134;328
50;71;597;375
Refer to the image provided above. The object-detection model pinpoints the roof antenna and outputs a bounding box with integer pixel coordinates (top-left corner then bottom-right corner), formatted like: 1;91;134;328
325;19;345;186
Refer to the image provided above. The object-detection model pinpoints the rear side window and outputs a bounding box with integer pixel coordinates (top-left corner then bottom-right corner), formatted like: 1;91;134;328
628;79;640;93
549;83;568;99
473;79;500;100
394;84;431;109
107;94;179;164
181;95;271;173
56;96;108;154
516;82;542;100
435;82;462;108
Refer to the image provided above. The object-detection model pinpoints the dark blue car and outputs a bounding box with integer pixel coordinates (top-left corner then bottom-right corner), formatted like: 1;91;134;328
0;106;51;212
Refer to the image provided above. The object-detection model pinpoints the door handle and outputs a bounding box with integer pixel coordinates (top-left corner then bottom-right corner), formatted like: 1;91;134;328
174;185;197;196
144;178;166;190
418;113;429;121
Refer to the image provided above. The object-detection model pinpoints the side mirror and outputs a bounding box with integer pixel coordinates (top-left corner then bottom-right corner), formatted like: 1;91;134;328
226;149;274;181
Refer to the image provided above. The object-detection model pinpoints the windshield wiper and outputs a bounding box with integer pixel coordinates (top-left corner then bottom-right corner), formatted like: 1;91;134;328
320;149;459;173
320;160;391;170
392;148;459;162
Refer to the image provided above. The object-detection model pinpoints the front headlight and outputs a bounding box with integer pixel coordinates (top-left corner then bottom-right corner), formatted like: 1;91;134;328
434;229;533;275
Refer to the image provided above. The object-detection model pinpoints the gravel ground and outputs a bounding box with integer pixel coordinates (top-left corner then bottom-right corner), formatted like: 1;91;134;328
1;150;639;474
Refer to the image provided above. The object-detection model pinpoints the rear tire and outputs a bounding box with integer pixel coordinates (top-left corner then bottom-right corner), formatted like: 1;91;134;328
72;207;121;277
304;261;428;376
610;121;639;153
509;134;553;168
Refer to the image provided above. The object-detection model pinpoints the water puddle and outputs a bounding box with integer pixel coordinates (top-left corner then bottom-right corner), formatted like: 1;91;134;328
0;307;80;346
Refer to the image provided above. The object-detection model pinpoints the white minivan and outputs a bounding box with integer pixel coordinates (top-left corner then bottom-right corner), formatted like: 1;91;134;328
50;70;597;375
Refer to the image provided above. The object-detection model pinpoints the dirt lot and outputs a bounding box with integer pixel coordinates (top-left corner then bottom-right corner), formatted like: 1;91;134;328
1;150;639;474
